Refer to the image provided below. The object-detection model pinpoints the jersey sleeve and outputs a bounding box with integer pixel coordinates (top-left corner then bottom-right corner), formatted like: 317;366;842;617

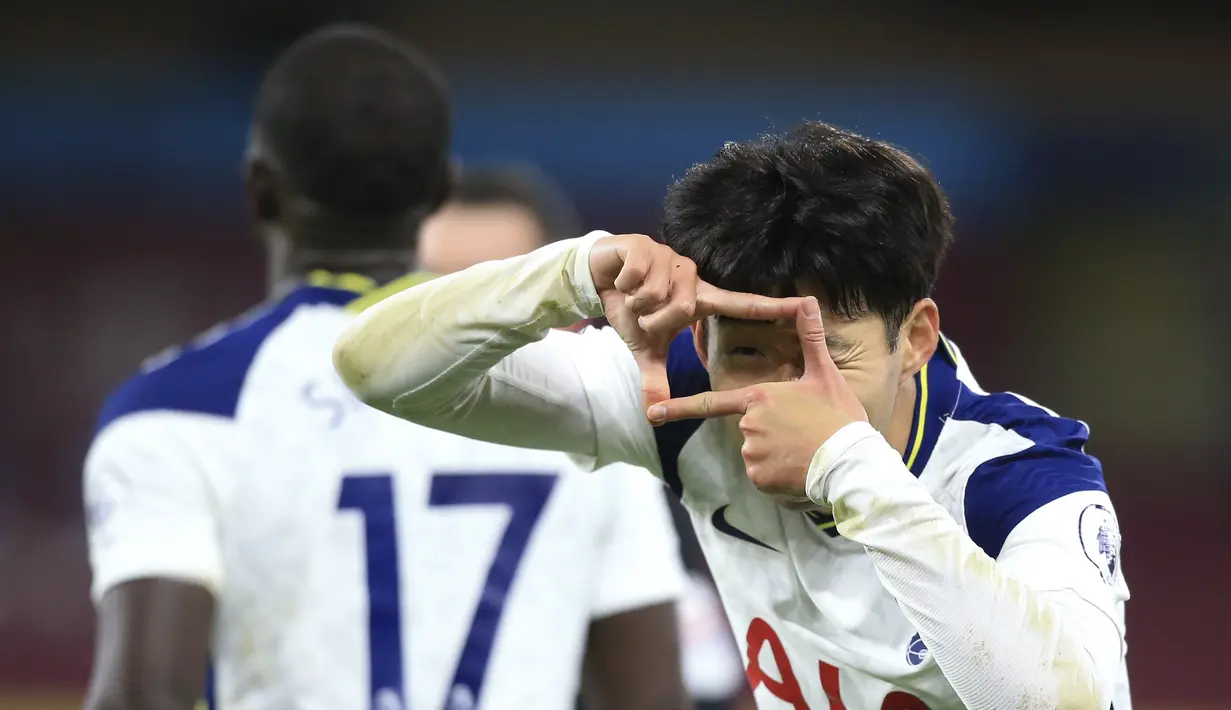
588;464;688;618
333;232;659;473
84;411;238;602
805;423;1124;710
995;489;1128;691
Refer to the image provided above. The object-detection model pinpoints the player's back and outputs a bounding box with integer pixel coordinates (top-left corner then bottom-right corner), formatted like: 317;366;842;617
86;283;683;710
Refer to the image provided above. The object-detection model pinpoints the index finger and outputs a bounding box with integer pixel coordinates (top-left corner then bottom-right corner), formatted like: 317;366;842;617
695;282;802;322
646;388;752;425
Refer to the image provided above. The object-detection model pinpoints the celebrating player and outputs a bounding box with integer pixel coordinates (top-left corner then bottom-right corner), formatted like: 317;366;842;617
82;25;689;710
335;122;1133;709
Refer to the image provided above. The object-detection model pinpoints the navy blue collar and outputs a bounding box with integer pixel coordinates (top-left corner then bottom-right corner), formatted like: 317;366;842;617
903;336;963;476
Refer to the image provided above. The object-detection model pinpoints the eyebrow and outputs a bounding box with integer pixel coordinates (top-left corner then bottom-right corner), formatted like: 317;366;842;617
825;332;855;354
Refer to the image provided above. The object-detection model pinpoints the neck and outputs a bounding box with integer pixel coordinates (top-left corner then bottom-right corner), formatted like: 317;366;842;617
885;374;918;458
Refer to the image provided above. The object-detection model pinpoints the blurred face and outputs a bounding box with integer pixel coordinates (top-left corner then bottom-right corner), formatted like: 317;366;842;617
695;296;939;444
419;202;543;274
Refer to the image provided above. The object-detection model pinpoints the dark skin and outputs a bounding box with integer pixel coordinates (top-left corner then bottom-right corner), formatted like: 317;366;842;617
85;152;691;710
84;580;214;710
582;604;691;710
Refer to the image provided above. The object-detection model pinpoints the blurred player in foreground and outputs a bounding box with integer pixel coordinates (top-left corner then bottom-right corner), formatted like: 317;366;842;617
423;165;752;710
82;24;689;710
335;122;1133;709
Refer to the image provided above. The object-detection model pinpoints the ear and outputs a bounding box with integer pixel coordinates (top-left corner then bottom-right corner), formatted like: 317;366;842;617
245;158;281;225
691;319;710;370
897;299;939;384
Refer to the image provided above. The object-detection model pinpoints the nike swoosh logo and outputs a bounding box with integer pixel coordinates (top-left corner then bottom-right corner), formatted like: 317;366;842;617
712;505;778;552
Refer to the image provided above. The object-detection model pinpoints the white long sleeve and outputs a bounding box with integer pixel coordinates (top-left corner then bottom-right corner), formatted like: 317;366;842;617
333;232;658;471
806;422;1123;710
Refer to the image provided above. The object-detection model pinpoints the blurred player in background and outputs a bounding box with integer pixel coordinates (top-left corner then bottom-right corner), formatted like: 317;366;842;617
82;24;689;710
418;163;582;272
335;122;1132;709
421;164;752;710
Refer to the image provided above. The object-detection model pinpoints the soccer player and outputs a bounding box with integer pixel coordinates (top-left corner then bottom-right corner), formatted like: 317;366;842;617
334;122;1133;709
82;25;689;710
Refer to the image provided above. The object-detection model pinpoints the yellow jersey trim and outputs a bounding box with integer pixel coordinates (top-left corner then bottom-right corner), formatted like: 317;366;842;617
298;269;439;314
904;362;930;471
345;271;439;313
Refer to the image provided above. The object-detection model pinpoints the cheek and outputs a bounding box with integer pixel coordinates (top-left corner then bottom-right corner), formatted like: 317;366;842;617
839;366;897;422
708;361;758;392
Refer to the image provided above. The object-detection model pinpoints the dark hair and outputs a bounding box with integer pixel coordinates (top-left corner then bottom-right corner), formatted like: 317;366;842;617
661;121;954;347
452;165;582;243
254;24;451;224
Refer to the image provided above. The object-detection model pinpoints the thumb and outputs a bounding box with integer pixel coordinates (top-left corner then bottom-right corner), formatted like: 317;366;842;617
633;350;672;416
797;296;833;377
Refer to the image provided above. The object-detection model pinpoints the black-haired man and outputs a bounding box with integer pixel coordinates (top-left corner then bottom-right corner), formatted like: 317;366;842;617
336;122;1132;709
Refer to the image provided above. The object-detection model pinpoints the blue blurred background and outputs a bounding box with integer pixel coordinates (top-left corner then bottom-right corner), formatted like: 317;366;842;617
1;2;1227;708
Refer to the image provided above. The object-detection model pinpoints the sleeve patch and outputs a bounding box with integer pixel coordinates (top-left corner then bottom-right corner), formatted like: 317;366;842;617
1078;503;1122;586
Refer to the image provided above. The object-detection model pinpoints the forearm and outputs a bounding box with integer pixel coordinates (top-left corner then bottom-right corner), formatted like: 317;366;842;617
333;233;609;452
86;580;214;710
806;423;1110;710
583;603;693;710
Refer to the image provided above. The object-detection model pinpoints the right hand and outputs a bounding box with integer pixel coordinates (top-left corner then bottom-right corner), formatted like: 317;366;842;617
588;233;802;416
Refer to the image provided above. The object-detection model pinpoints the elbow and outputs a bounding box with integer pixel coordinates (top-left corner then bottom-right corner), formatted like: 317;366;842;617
1049;652;1105;710
332;325;391;410
86;688;197;710
1002;642;1105;710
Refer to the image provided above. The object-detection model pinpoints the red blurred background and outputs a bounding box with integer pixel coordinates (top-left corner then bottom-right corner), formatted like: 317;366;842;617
1;2;1227;708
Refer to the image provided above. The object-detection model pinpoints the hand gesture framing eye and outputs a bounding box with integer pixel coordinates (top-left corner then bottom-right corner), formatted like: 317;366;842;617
588;233;802;415
645;296;869;502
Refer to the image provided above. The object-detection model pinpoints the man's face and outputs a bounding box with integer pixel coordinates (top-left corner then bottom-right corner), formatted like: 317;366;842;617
700;308;905;436
419;202;543;274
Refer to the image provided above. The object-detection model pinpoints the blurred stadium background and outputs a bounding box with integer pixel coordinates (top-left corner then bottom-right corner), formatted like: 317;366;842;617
1;2;1227;709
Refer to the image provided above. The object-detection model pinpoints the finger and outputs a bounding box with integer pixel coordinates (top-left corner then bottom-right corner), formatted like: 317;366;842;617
612;246;651;295
796;295;834;376
633;350;672;416
638;287;696;337
637;302;693;335
696;282;802;322
646;388;751;424
635;258;699;333
625;253;672;315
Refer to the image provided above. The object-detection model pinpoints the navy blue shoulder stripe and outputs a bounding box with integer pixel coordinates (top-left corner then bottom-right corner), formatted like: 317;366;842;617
654;329;709;498
955;389;1091;453
956;386;1107;558
94;286;356;433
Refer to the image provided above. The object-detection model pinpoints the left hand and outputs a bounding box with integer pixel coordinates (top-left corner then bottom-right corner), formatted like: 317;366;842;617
646;296;868;502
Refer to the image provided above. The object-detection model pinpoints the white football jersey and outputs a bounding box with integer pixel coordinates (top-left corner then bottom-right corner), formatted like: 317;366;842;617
649;332;1133;710
84;282;686;710
337;233;1136;710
